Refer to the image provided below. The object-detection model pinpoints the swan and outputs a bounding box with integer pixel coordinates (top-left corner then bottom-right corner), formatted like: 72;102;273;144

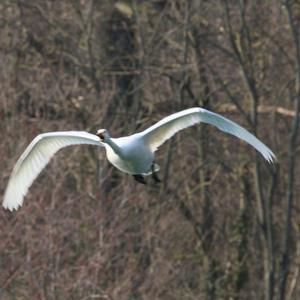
3;107;276;211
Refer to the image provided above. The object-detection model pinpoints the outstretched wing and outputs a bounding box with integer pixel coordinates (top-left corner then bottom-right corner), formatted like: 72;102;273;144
141;107;276;162
3;131;103;211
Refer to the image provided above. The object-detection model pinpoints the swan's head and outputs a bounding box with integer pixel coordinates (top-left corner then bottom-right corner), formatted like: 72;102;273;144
96;129;110;142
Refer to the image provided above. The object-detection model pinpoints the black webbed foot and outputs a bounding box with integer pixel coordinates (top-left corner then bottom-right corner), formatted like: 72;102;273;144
133;174;147;184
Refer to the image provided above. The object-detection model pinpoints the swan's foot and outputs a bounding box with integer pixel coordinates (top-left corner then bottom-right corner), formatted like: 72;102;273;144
133;174;147;184
151;163;161;183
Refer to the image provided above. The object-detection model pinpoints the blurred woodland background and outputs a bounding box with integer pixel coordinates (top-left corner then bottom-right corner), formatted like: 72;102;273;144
0;0;300;299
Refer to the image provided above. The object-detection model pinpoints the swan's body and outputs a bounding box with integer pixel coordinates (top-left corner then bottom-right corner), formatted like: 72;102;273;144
105;134;155;175
3;107;276;211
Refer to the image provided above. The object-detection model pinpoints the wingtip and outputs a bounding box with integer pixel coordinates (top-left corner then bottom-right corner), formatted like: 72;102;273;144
2;201;19;212
265;151;277;164
3;192;23;212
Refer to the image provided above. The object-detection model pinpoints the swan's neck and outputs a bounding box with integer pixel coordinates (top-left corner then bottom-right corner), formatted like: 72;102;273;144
106;138;122;156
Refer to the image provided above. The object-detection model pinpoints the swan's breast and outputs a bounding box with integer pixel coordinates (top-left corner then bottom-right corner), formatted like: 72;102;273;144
106;137;154;174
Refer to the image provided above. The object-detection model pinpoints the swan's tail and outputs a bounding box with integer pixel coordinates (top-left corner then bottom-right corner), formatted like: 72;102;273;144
142;164;160;176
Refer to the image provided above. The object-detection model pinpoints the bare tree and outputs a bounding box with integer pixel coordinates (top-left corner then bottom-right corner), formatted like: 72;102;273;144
279;1;300;299
1;1;300;299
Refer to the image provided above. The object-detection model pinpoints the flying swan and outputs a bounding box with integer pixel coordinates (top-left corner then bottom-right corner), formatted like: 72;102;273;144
3;107;276;211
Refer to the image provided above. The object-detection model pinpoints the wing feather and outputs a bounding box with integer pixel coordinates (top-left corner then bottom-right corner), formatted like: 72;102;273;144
141;107;276;162
3;131;103;211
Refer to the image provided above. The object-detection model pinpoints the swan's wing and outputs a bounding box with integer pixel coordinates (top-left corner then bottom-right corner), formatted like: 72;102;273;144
3;131;103;211
141;107;276;162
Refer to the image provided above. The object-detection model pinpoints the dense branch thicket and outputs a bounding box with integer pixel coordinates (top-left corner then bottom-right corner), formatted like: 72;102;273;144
0;1;299;299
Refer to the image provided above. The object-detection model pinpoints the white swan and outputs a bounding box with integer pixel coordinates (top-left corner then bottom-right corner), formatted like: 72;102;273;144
3;107;276;211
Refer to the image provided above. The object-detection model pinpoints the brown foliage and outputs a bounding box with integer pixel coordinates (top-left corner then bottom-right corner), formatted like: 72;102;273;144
0;1;300;299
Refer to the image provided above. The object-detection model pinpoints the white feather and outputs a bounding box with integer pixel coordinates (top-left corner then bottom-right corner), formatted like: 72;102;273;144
3;131;103;211
141;107;276;163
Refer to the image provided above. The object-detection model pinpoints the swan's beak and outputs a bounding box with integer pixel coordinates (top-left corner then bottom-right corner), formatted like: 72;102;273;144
96;129;105;141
